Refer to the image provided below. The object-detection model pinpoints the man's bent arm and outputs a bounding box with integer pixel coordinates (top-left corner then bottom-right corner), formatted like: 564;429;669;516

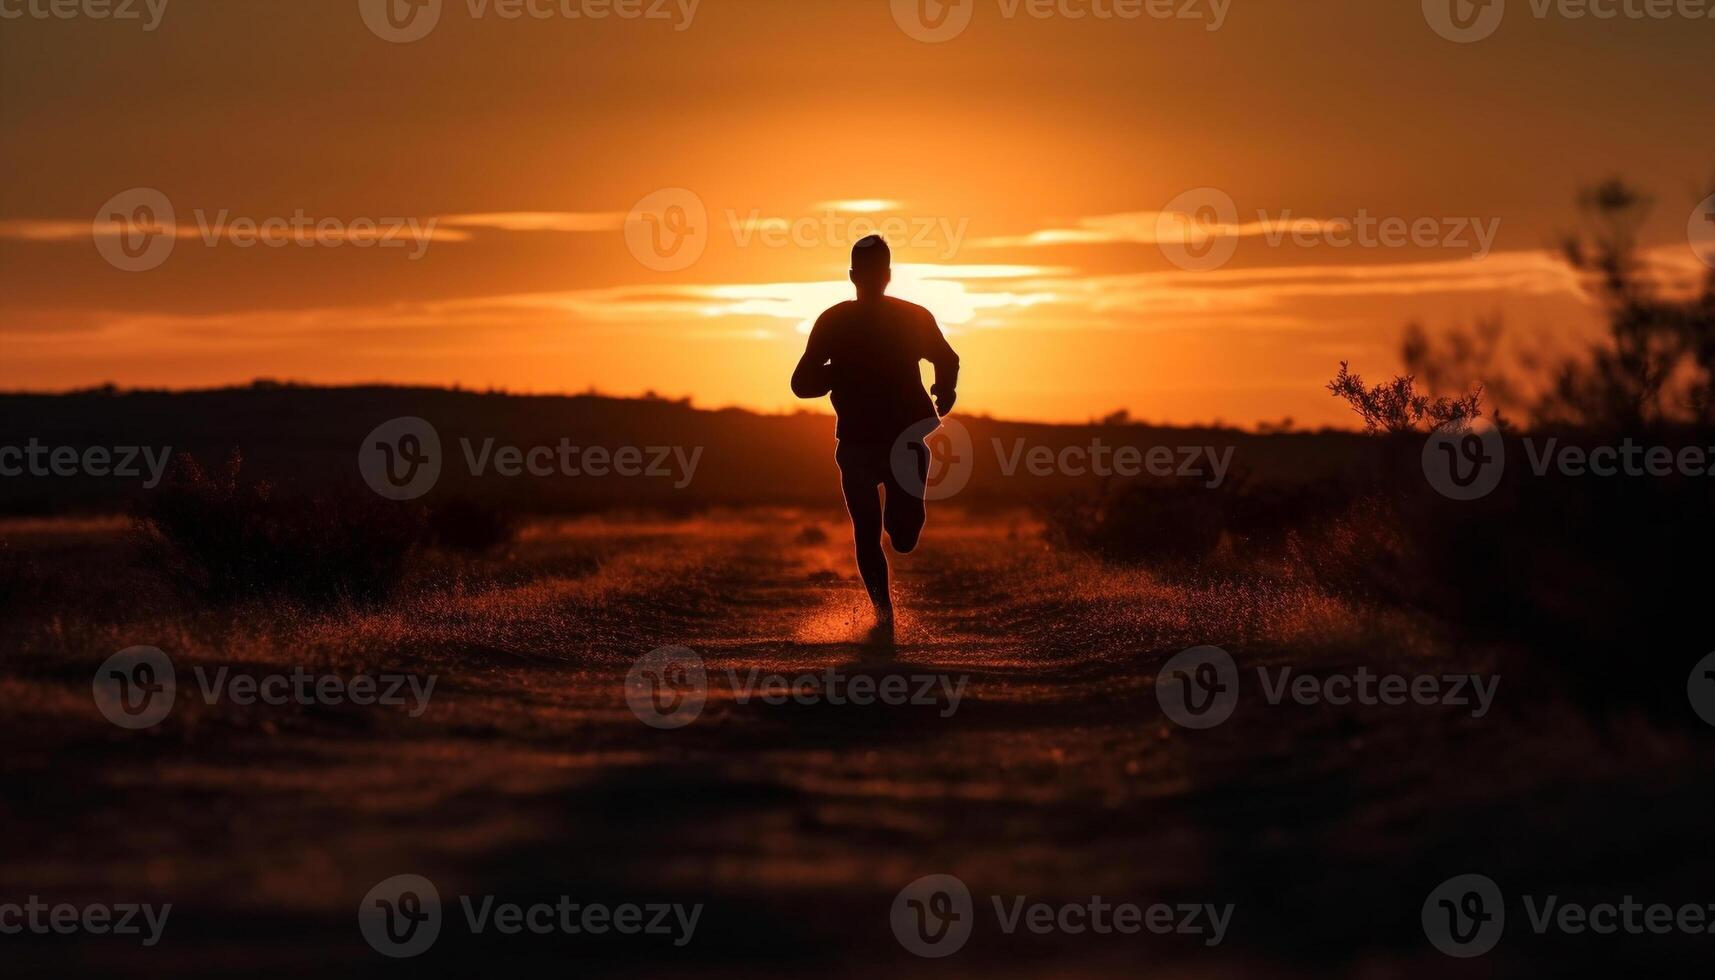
923;314;960;410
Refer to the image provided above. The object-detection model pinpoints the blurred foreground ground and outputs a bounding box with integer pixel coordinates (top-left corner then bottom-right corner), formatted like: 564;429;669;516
2;510;1710;977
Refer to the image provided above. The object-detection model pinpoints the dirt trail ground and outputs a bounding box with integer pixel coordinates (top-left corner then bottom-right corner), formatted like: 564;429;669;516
2;511;1710;977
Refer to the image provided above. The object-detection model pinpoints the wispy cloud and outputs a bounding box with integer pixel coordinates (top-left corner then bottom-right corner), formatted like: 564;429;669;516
437;211;626;233
971;211;1349;248
0;210;630;245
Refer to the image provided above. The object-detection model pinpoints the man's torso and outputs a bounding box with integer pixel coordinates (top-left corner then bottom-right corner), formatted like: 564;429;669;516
818;297;936;443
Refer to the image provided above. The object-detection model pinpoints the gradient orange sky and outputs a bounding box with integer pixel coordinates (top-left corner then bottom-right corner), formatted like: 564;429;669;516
2;0;1712;427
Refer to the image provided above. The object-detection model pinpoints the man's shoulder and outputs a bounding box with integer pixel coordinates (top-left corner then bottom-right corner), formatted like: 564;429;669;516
881;296;937;328
815;300;859;326
884;296;932;317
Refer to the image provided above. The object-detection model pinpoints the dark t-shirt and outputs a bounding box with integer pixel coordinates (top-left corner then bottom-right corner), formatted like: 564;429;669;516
801;297;960;444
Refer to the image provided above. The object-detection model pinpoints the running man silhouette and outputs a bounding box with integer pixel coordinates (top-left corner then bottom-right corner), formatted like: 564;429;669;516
791;235;961;621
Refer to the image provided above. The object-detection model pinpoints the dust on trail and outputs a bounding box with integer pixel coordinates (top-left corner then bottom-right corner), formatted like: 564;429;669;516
3;512;1707;978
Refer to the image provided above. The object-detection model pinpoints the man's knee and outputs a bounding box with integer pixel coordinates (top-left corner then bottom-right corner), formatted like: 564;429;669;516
887;513;926;553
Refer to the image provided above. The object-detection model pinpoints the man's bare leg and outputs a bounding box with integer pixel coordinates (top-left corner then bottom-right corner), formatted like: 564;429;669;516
841;471;892;617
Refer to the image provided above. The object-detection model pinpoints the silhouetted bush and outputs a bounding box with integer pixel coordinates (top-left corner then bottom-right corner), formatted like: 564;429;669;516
0;540;20;611
133;451;426;606
427;498;517;555
1382;433;1714;724
1043;479;1230;564
1042;466;1359;568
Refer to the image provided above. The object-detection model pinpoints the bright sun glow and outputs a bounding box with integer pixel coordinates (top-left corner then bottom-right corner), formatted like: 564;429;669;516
699;264;1056;335
811;199;902;213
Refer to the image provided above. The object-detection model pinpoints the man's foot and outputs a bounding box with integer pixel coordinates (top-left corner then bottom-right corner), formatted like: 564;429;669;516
864;613;896;650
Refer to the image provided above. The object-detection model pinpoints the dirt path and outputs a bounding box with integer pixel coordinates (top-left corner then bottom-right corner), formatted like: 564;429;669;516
3;512;1711;977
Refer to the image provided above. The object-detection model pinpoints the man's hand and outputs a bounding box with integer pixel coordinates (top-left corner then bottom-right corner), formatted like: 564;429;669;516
932;385;956;417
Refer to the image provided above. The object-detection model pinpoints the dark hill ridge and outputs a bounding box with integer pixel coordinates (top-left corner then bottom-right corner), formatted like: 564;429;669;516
0;384;1370;514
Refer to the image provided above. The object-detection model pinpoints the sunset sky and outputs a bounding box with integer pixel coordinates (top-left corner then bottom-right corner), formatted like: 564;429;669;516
2;0;1712;427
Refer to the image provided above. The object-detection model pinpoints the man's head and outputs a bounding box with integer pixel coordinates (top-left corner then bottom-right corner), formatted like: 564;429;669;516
850;235;891;297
